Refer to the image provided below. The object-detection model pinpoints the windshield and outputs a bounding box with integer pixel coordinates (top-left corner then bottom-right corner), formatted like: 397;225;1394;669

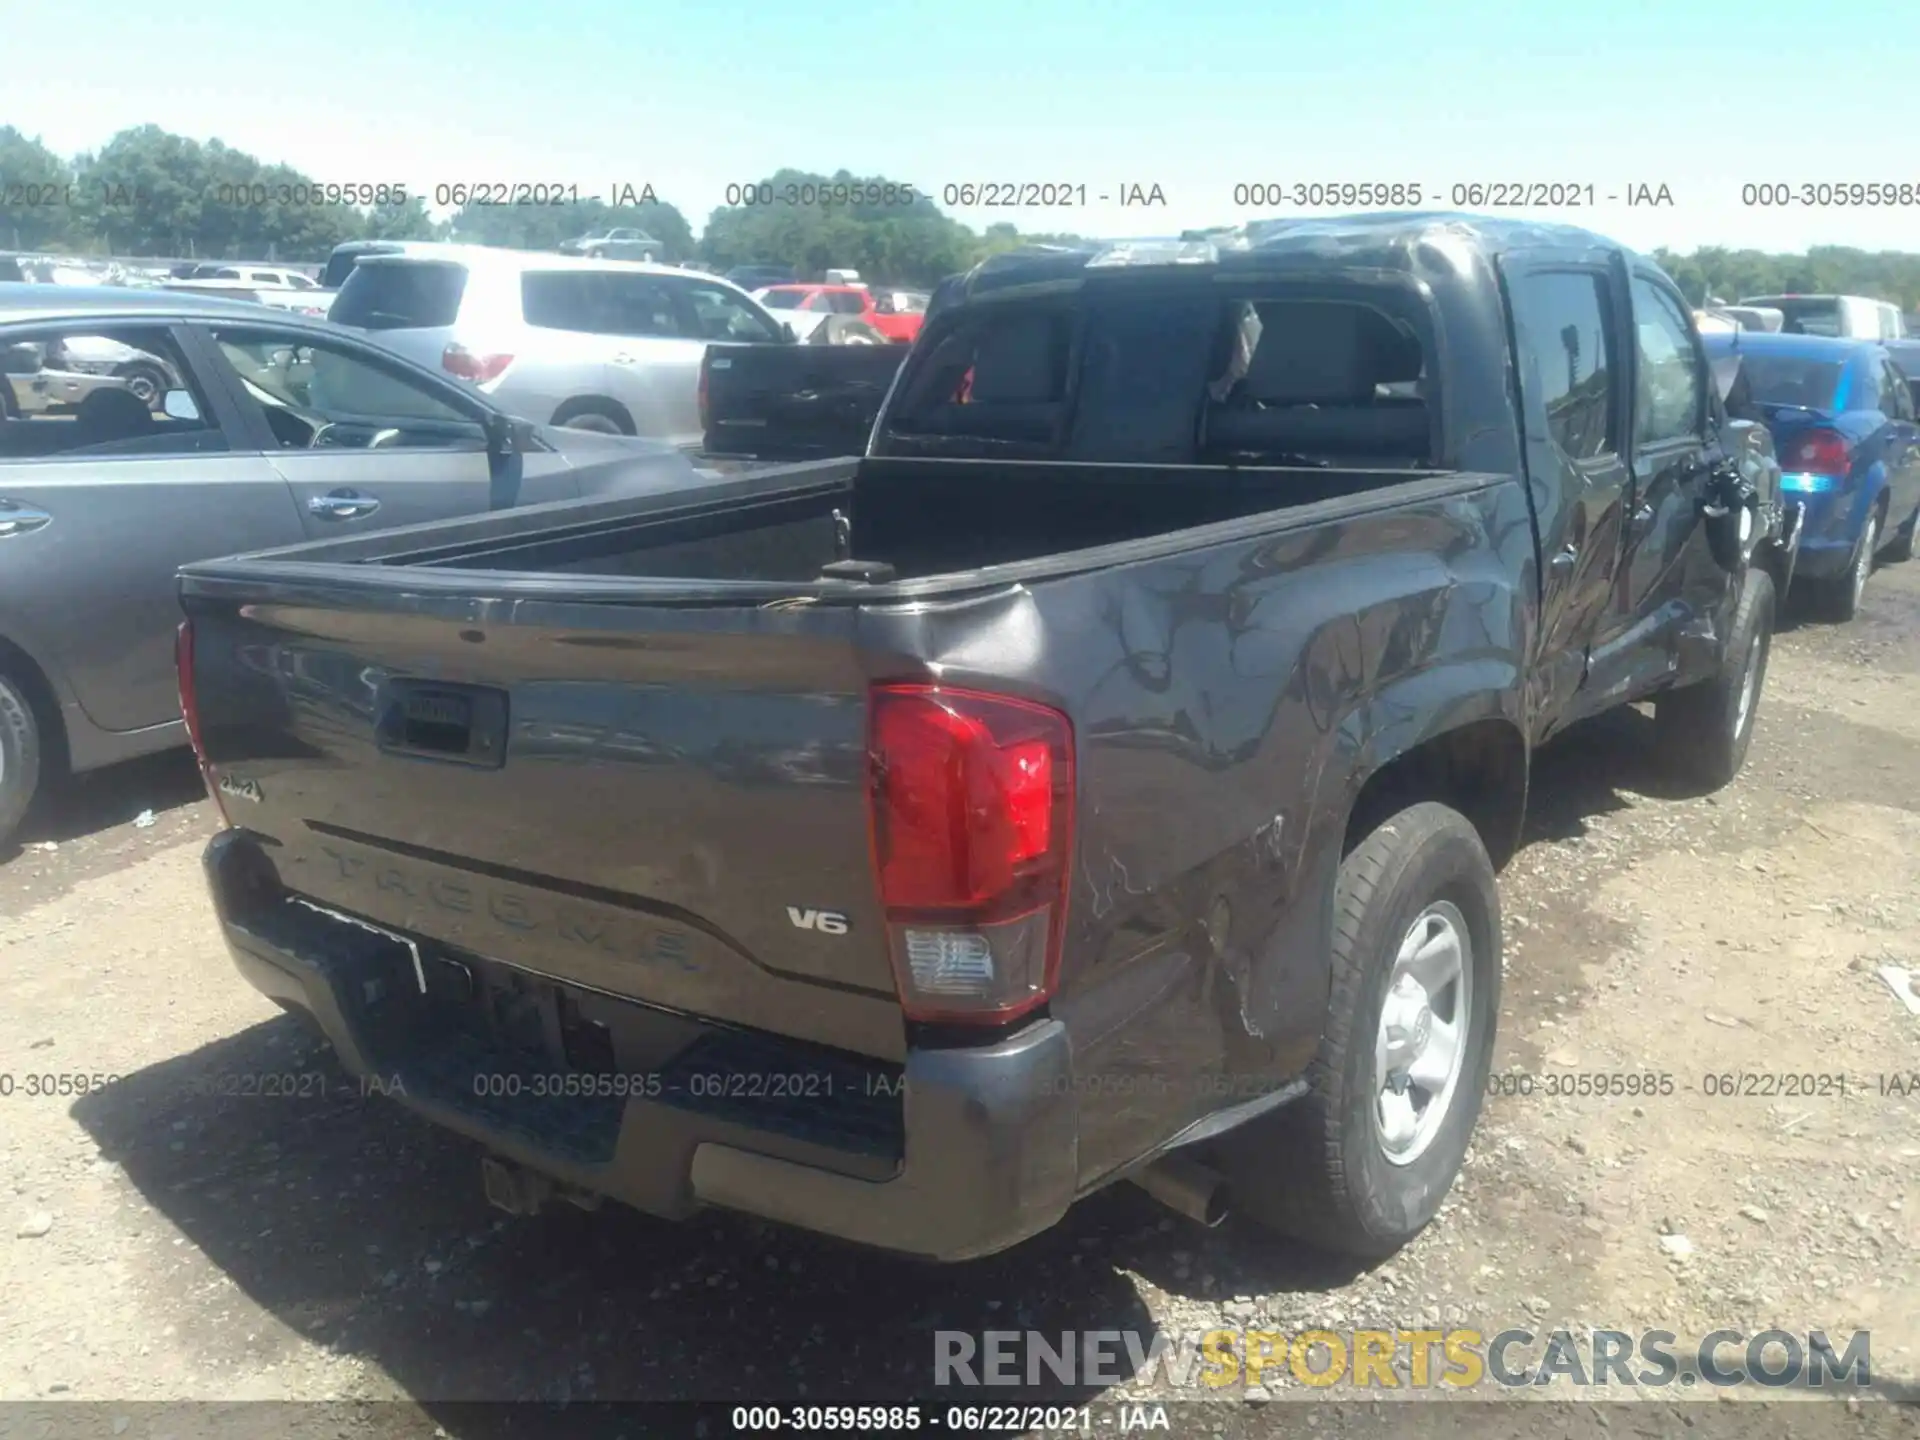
759;288;808;310
329;261;468;330
1736;352;1844;411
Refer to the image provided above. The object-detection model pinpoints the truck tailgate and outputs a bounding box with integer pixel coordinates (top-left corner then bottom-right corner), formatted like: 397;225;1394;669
182;587;907;1061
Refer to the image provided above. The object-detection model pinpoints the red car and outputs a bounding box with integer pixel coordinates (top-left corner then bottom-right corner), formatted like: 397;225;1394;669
755;284;929;344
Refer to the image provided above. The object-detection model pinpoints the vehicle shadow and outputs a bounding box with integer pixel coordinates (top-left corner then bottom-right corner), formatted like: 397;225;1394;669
70;1018;1166;1419
3;746;206;862
1519;705;1697;847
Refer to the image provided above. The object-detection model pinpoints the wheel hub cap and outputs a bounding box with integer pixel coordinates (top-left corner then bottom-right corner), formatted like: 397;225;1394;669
1374;901;1473;1166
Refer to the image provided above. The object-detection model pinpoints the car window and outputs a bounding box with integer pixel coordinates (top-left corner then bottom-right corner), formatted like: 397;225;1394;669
826;291;867;315
286;274;314;290
1630;277;1703;444
1849;355;1882;416
1882;360;1914;420
759;289;806;310
0;325;227;461
1768;297;1845;338
1736;353;1843;411
1509;269;1617;460
331;261;470;331
212;327;486;451
600;274;683;337
672;280;785;343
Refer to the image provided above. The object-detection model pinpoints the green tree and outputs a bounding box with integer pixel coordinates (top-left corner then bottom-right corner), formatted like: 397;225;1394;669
0;127;74;250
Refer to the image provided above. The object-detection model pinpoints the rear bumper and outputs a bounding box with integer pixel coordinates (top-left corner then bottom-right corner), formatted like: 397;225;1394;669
203;830;1079;1262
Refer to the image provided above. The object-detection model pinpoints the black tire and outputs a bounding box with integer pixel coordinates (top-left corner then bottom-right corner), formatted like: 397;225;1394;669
0;670;43;850
1220;801;1500;1260
114;361;169;409
552;404;628;436
1884;502;1917;563
1653;566;1775;790
1814;505;1880;621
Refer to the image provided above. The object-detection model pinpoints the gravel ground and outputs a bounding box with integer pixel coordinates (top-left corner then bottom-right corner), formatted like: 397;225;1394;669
2;556;1918;1439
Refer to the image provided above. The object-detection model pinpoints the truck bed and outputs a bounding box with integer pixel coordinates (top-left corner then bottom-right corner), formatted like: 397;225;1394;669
198;453;1475;592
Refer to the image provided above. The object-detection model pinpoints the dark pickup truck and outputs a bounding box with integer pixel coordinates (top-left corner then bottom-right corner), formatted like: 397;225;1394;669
178;215;1779;1264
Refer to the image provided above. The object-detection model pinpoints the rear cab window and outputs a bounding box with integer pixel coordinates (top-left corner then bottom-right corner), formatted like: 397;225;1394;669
883;283;1437;466
1766;298;1846;338
331;261;470;330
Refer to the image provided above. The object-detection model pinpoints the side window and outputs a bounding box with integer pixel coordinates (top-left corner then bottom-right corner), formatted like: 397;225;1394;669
1508;269;1617;461
672;281;783;343
1882;361;1913;420
601;275;683;337
1629;277;1703;445
211;328;485;451
1852;357;1882;416
827;291;867;315
0;325;227;461
521;271;605;334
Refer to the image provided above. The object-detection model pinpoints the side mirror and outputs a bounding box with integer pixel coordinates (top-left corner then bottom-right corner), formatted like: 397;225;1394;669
162;390;201;422
1;343;42;376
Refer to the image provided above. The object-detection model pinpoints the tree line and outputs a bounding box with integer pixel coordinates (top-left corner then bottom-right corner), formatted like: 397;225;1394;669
0;127;1081;286
9;125;1920;302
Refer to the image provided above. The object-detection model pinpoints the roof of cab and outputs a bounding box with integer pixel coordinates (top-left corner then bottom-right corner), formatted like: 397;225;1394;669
947;211;1654;304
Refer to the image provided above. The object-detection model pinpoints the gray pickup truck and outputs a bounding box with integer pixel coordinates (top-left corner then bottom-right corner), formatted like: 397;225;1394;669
178;216;1778;1263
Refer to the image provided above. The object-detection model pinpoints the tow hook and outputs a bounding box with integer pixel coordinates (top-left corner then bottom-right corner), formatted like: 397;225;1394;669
481;1155;602;1217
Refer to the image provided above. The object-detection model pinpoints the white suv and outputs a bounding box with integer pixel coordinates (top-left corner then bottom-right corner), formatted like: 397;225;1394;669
329;246;789;450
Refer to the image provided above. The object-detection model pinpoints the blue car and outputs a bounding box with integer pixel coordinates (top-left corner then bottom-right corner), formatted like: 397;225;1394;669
1708;331;1920;619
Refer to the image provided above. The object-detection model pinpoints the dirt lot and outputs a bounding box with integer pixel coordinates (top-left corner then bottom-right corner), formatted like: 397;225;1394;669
2;558;1919;1436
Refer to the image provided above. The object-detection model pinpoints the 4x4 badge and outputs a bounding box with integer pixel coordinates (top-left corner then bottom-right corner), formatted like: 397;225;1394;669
218;774;263;804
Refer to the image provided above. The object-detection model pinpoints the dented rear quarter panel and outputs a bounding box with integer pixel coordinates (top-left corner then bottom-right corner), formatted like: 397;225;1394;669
855;471;1536;1187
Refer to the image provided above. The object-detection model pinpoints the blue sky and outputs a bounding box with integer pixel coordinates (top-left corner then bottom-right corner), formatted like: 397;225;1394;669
8;0;1919;253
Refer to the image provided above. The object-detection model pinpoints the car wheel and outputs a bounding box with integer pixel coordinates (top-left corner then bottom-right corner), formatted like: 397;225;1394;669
1653;566;1774;791
1819;506;1880;621
114;362;170;409
1219;801;1500;1260
558;410;624;435
0;670;43;850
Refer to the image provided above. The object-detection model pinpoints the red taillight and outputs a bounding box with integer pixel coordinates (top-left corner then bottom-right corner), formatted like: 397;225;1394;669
867;684;1074;1024
1787;427;1850;477
697;355;710;433
175;621;231;827
441;343;513;384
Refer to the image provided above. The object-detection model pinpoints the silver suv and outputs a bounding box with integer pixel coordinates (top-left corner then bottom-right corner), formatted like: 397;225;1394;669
330;248;790;451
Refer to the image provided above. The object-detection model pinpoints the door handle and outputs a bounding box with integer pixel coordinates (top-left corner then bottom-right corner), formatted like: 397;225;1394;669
1549;545;1577;574
612;353;639;365
0;500;52;538
308;489;380;520
1631;503;1655;529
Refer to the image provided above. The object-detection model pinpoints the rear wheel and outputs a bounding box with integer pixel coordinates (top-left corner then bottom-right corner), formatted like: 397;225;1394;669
1817;506;1879;621
0;670;43;850
1654;566;1774;790
114;361;169;409
551;401;630;436
1220;801;1500;1260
